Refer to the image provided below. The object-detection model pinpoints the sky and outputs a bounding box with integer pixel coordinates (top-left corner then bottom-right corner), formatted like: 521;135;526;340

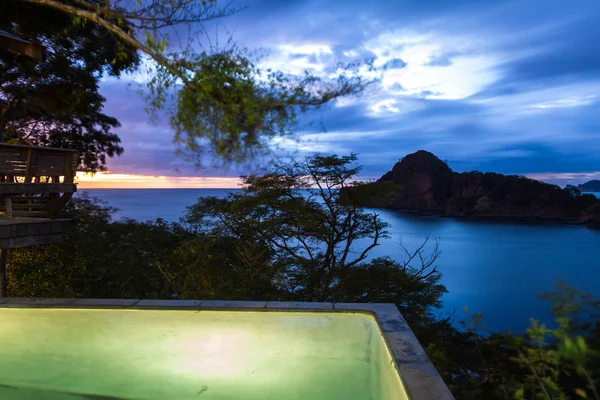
85;0;600;188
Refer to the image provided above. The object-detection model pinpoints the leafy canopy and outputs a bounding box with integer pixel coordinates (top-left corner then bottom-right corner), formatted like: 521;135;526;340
0;0;140;171
15;0;366;165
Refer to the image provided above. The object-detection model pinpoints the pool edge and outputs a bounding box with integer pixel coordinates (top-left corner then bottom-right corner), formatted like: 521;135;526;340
0;298;455;400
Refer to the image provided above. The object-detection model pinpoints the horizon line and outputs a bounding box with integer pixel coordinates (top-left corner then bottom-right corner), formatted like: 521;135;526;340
74;170;600;189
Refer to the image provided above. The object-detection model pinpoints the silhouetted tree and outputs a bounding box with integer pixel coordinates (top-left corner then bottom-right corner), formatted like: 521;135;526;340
185;154;444;317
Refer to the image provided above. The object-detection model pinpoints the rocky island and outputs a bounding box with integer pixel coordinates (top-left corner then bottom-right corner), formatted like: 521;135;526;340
576;180;600;192
352;150;600;227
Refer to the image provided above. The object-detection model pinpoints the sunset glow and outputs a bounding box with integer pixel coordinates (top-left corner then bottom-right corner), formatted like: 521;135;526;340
75;172;241;189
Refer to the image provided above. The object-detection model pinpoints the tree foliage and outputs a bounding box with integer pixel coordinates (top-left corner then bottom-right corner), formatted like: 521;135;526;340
0;0;140;171
188;156;373;294
8;194;185;298
13;0;366;165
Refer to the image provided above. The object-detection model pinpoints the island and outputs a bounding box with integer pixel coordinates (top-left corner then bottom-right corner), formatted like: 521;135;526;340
577;180;600;192
350;150;600;227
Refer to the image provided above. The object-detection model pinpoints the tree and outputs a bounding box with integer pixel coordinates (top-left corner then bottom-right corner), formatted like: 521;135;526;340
184;154;444;316
160;234;281;301
11;0;366;165
7;194;188;298
0;0;140;171
185;155;384;299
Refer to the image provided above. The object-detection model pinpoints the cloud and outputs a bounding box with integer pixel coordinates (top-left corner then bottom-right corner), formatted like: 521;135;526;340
426;51;461;67
382;58;407;70
76;172;241;189
526;172;600;186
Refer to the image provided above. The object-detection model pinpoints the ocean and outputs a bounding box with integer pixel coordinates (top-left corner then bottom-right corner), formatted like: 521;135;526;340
81;189;600;333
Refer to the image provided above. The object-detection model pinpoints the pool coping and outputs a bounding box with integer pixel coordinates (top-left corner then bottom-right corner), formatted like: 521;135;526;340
0;298;454;400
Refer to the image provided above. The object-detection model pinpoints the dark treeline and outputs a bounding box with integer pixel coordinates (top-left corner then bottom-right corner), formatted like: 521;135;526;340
7;155;600;400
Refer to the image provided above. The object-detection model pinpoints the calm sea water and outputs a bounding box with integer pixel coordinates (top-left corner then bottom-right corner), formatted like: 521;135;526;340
82;189;600;333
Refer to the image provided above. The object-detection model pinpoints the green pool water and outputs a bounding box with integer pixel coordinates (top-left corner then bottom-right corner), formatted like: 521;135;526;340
0;308;407;400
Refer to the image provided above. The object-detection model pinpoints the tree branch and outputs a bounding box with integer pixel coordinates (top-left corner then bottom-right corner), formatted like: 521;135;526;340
345;214;382;268
22;0;196;91
398;235;442;281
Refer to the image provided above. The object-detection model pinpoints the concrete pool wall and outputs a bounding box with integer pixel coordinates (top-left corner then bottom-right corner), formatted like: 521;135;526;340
0;298;454;400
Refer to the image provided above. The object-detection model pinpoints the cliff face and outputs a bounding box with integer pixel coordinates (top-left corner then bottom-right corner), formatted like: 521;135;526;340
368;151;600;222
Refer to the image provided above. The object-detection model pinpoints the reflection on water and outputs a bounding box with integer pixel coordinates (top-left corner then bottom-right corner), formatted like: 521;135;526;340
83;189;600;333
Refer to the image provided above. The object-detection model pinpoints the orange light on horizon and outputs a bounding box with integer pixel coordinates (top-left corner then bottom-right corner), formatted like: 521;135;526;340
75;171;242;189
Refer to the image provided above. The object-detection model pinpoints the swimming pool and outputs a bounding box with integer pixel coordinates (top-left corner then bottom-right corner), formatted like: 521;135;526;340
0;299;452;399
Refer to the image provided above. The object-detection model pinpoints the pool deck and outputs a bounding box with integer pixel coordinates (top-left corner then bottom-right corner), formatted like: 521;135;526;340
0;298;454;400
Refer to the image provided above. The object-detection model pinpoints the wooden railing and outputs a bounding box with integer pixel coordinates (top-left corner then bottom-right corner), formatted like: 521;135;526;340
0;144;78;218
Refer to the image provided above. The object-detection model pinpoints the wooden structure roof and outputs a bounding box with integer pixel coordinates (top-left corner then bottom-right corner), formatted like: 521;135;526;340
0;29;44;60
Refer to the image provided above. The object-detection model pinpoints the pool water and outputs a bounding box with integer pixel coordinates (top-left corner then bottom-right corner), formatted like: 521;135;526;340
0;309;407;400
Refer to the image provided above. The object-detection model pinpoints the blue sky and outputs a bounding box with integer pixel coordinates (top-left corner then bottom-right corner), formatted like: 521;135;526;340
95;0;600;187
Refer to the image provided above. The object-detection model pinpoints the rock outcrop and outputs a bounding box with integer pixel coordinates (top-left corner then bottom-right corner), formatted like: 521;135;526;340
379;151;453;210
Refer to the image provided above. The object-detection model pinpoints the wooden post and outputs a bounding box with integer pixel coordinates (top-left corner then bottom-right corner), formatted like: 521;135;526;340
49;192;73;218
0;249;7;298
25;147;34;183
63;152;75;183
5;197;12;218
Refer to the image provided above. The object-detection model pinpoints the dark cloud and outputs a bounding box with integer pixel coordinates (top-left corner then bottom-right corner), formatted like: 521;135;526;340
472;15;600;100
416;90;441;98
383;58;407;70
389;82;404;91
426;52;460;67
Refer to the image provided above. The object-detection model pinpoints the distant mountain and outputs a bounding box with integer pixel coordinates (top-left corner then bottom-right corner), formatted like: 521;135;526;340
577;180;600;192
351;150;600;227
